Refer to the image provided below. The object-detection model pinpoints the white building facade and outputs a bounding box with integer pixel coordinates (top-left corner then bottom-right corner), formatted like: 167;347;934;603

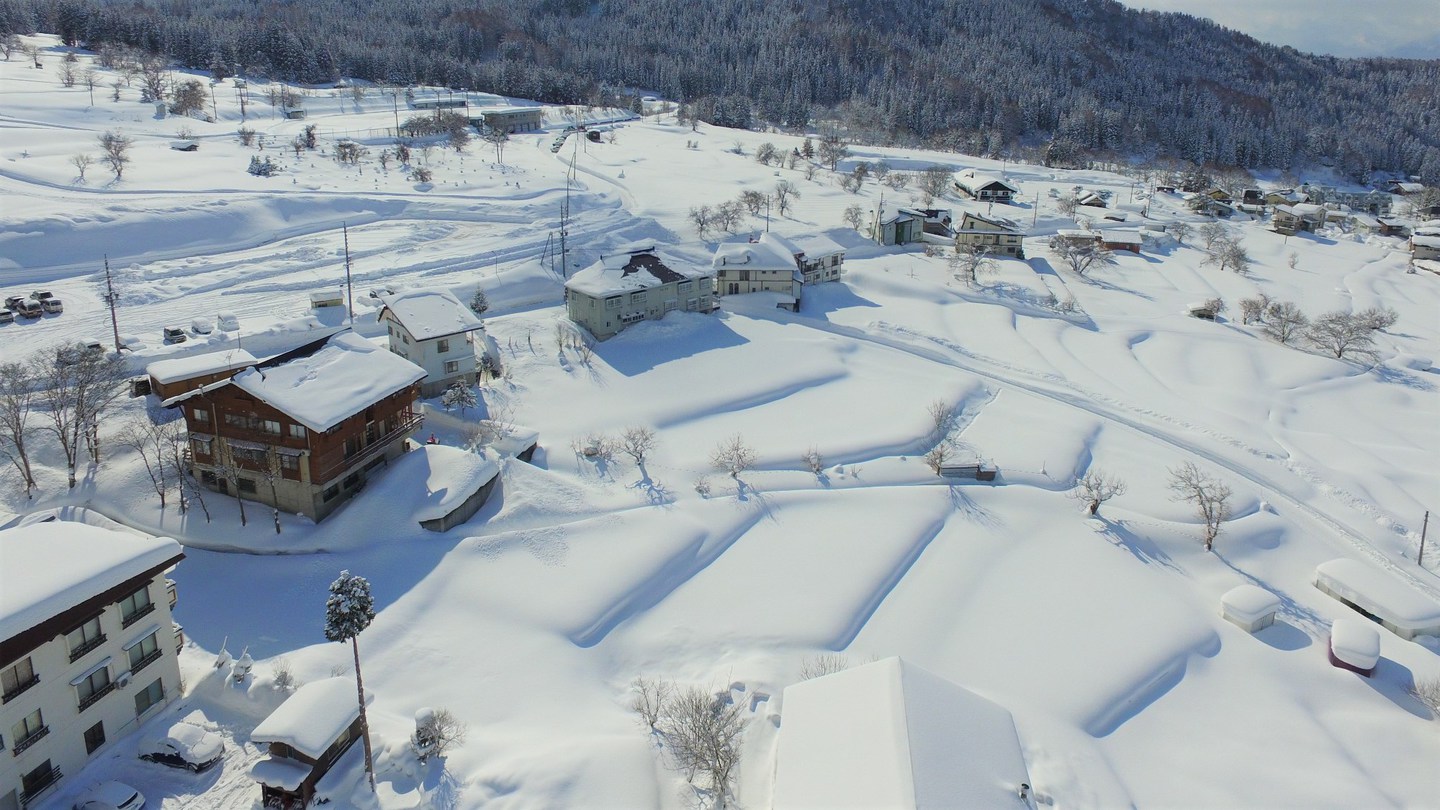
378;289;486;398
1;524;185;810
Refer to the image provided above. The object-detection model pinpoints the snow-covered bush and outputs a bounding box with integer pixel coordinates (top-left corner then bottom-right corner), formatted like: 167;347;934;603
412;707;466;761
247;156;279;177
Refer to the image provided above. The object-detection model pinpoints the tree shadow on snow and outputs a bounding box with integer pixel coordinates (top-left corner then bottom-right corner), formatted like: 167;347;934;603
1096;517;1182;574
1362;657;1433;720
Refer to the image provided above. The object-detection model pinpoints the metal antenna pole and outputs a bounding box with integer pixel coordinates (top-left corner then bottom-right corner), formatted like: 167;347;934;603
342;223;355;326
1420;510;1431;568
103;256;121;353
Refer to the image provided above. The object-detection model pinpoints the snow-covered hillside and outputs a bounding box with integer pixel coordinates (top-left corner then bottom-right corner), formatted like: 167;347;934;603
3;36;1438;810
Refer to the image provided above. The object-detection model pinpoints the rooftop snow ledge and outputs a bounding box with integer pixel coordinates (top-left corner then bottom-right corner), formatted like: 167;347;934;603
1314;559;1440;640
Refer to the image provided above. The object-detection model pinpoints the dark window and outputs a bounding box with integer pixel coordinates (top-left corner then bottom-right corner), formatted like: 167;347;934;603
119;586;153;627
322;484;340;502
127;632;160;673
84;721;105;754
134;678;164;716
280;454;300;472
66;616;105;662
1;657;37;703
237;478;257;494
75;665;112;711
437;338;450;353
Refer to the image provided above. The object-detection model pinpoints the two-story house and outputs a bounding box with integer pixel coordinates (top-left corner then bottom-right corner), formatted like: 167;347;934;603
1;523;184;810
1272;203;1326;235
376;289;485;398
954;170;1019;203
165;332;425;522
953;212;1025;258
248;677;369;809
564;247;715;340
712;234;805;306
792;235;847;284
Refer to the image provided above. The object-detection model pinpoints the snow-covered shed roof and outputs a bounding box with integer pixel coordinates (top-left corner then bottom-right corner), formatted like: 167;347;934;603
146;348;259;384
773;657;1030;809
369;444;500;523
230;332;425;433
248;754;312;790
251;676;372;760
793;234;847;259
713;233;801;272
1055;229;1099;241
956;170;1020;193
1077;205;1128;222
1391;181;1425;194
0;523;183;644
1314;559;1440;637
1412;235;1440;249
565;247;710;298
378;288;485;341
1330;618;1380;670
1221;585;1281;624
1100;229;1143;244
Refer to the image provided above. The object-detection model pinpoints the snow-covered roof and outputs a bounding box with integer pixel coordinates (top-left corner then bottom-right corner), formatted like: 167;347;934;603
482;423;540;459
959;211;1023;232
565;247;710;298
1412;235;1440;248
378;288;485;341
713;233;800;272
773;657;1030;809
956;170;1019;193
1391;182;1425;193
146;348;258;384
1314;559;1440;635
792;234;847;259
1099;229;1143;244
1330;618;1380;670
1220;585;1281;624
1055;229;1099;240
0;523;183;643
309;290;343;303
230;332;425;433
1077;205;1127;222
248;755;312;790
251;676;372;760
396;444;500;522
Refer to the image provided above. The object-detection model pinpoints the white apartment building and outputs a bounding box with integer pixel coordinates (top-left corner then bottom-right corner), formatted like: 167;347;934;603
564;247;715;340
1;523;185;809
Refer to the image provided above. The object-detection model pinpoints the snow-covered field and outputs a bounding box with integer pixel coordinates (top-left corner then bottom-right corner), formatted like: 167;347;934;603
3;36;1439;809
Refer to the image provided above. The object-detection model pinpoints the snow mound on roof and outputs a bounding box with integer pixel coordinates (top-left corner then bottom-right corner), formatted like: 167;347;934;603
0;522;182;641
367;444;501;523
1220;585;1281;624
1330;618;1381;670
1315;559;1440;634
378;288;484;341
251;677;371;760
145;348;257;384
774;656;1029;809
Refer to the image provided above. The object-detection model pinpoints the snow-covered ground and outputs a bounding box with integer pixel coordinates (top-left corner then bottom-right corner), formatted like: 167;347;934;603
3;36;1439;809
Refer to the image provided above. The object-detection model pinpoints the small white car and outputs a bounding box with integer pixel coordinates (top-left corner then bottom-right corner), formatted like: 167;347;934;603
73;781;145;810
216;312;239;331
190;317;214;335
138;720;224;772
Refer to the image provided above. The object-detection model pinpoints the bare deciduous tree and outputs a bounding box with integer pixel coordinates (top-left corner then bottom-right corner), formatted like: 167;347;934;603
773;180;799;216
1203;238;1251;274
712;200;743;232
70;153;93;181
1354;306;1398;333
688;204;713;238
918;164;952;206
950;243;994;287
261;446;284;534
660;686;746;806
1263;301;1309;344
1168;221;1192;245
816;132;849;171
923;443;951;474
710;434;756;478
620;426;657;465
1238;295;1270;325
927;399;958;441
1306;311;1378;361
98;130;133;180
1411;676;1440;719
802;446;824;475
0;361;39;496
412;707;467;760
799;653;849;680
118;416;184;510
482;127;509;163
1198;222;1228;251
1049;238;1116;275
1168;461;1232;551
33;347;127;488
738;189;766;215
630;676;670;731
1068;469;1128;516
842;204;865;230
212;437;248;526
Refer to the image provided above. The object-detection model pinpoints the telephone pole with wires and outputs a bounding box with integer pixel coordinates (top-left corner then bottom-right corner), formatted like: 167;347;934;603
102;256;121;353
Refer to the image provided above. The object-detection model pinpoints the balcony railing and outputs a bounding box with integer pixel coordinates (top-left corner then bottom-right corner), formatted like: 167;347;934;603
313;412;423;483
121;601;156;628
2;673;39;704
12;724;49;756
78;681;116;712
131;648;163;675
68;633;107;663
19;764;62;803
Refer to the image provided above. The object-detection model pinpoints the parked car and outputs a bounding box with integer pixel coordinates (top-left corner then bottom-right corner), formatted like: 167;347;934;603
4;295;25;310
0;309;12;325
73;781;145;810
30;290;53;301
41;298;63;314
216;312;239;331
190;317;214;335
138;721;224;772
16;300;42;319
162;326;188;344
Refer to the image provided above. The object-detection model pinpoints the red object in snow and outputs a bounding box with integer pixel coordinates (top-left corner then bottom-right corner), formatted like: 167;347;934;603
427;433;438;444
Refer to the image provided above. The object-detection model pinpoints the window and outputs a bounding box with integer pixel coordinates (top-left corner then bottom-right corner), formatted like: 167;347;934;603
237;478;257;494
192;408;209;423
119;586;153;627
127;632;161;673
84;721;106;754
322;484;340;502
280;454;300;472
10;709;44;753
2;657;37;703
289;423;307;439
261;419;282;435
134;678;164;716
75;665;112;711
605;296;621;310
443;360;460;374
677;281;693;294
67;616;105;662
20;760;58;800
437;338;450;353
223;413;246;429
192;437;211;456
629;291;647;305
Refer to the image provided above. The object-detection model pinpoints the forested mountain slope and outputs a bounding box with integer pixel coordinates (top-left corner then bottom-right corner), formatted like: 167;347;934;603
4;0;1438;178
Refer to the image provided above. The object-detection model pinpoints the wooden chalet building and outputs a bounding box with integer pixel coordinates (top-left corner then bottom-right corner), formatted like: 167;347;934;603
165;332;425;522
954;170;1020;203
248;677;369;808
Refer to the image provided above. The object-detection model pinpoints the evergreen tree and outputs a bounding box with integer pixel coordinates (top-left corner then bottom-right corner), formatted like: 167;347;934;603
324;571;377;792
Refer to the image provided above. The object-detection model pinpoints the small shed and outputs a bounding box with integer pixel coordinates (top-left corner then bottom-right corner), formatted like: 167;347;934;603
146;348;259;401
1314;558;1440;640
1187;301;1219;320
309;290;345;310
1220;585;1281;632
1328;618;1380;677
1099;229;1143;254
169;140;199;152
249;677;370;809
408;446;501;532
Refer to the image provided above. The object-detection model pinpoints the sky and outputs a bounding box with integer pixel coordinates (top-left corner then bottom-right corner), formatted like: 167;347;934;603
1113;0;1440;58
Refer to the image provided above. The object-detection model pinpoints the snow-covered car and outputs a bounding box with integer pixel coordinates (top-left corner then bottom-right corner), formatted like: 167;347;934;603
41;297;64;314
4;295;25;310
216;312;239;331
15;300;42;319
73;781;145;810
138;721;225;772
190;317;214;335
30;290;54;301
162;326;188;344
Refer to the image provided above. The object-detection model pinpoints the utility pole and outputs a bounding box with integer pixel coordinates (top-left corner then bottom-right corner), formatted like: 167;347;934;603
1420;510;1430;568
342;223;355;326
209;81;218;121
102;256;121;353
1032;192;1040;227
